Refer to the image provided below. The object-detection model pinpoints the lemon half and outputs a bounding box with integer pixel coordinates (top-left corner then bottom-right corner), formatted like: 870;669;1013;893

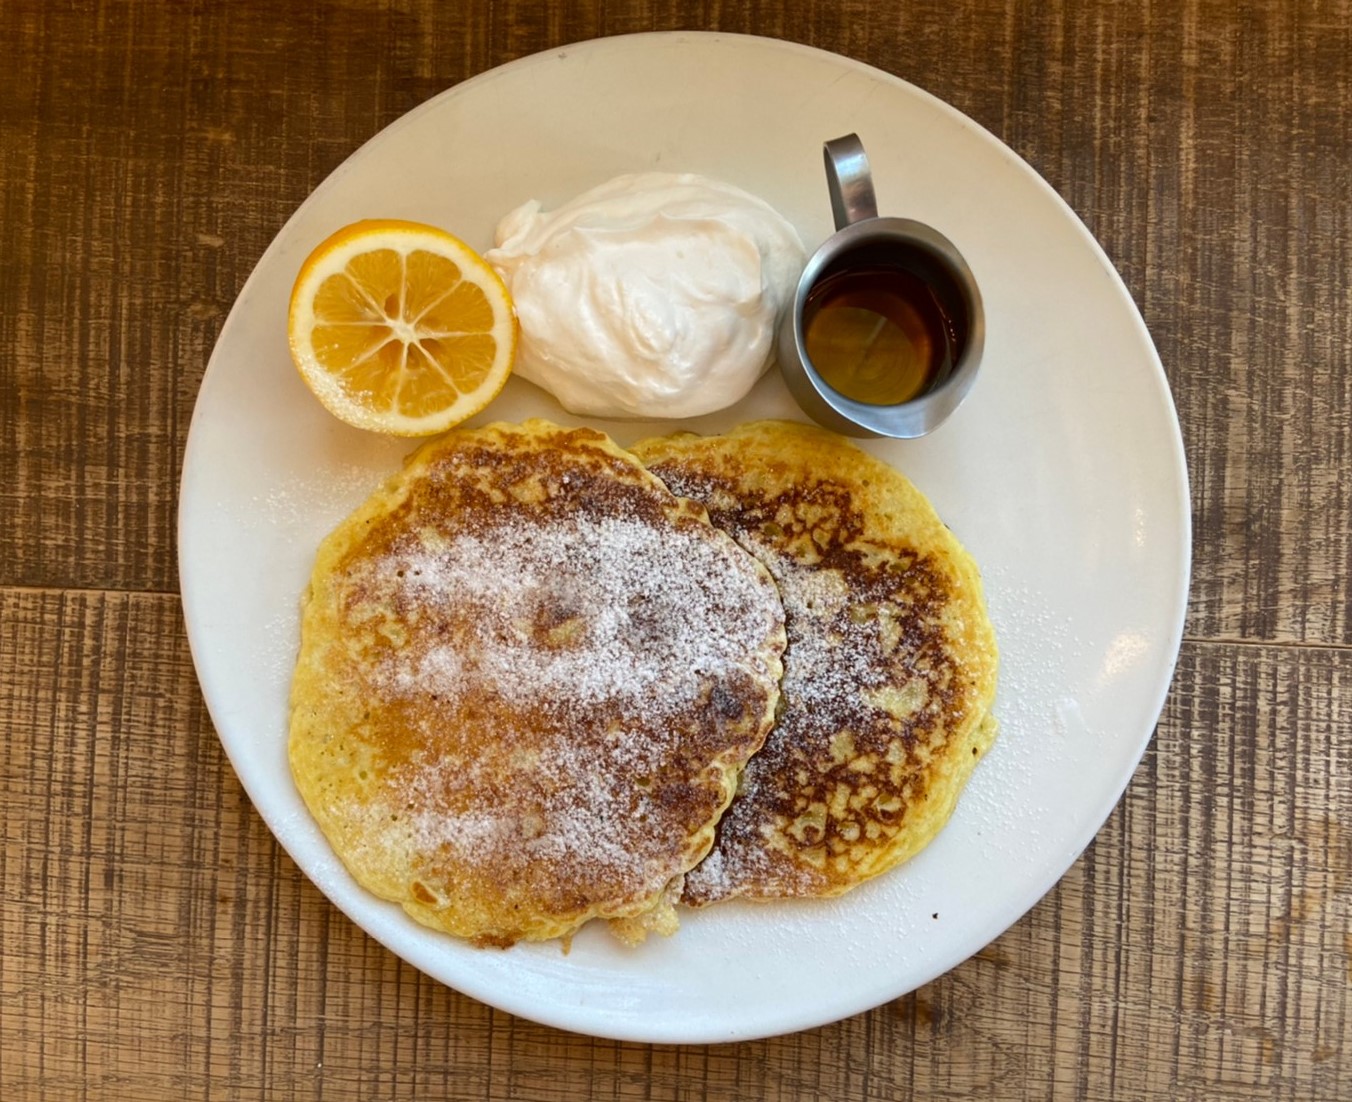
288;220;517;436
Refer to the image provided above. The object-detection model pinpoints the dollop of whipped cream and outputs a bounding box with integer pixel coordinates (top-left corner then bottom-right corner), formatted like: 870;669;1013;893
485;172;805;420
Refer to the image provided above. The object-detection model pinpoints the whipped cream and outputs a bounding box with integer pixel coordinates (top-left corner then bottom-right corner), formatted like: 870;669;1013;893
485;172;805;420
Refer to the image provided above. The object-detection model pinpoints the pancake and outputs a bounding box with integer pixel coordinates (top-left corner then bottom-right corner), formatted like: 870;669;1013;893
631;421;998;905
289;420;786;945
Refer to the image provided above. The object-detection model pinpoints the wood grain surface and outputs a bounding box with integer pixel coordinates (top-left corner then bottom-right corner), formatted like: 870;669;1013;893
2;1;1348;1099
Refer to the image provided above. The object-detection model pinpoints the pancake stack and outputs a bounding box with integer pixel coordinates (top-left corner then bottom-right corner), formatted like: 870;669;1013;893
290;418;998;946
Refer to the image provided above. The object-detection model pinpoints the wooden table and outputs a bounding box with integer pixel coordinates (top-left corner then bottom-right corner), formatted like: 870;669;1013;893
3;2;1348;1098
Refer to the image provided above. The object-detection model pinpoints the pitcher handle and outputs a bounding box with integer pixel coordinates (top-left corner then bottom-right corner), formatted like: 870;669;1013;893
823;133;878;230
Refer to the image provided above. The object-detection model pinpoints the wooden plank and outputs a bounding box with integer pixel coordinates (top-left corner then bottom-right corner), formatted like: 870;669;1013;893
2;589;1347;1099
0;0;503;595
1;0;1349;646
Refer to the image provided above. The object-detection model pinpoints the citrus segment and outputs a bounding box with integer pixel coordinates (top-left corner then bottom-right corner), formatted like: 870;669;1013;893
288;220;516;435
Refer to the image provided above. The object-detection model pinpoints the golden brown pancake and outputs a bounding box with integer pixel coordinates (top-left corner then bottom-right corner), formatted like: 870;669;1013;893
289;420;786;945
631;421;998;905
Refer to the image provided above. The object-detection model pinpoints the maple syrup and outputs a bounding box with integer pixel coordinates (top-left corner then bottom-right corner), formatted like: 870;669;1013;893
803;261;963;406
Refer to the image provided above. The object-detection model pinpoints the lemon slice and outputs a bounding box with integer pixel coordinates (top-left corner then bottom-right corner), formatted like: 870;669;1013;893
288;220;517;435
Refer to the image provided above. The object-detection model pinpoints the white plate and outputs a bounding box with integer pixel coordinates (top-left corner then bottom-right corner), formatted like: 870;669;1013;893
179;32;1190;1043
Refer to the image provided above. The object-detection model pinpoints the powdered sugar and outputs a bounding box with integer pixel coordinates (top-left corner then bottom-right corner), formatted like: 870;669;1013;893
386;741;661;881
366;512;778;719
